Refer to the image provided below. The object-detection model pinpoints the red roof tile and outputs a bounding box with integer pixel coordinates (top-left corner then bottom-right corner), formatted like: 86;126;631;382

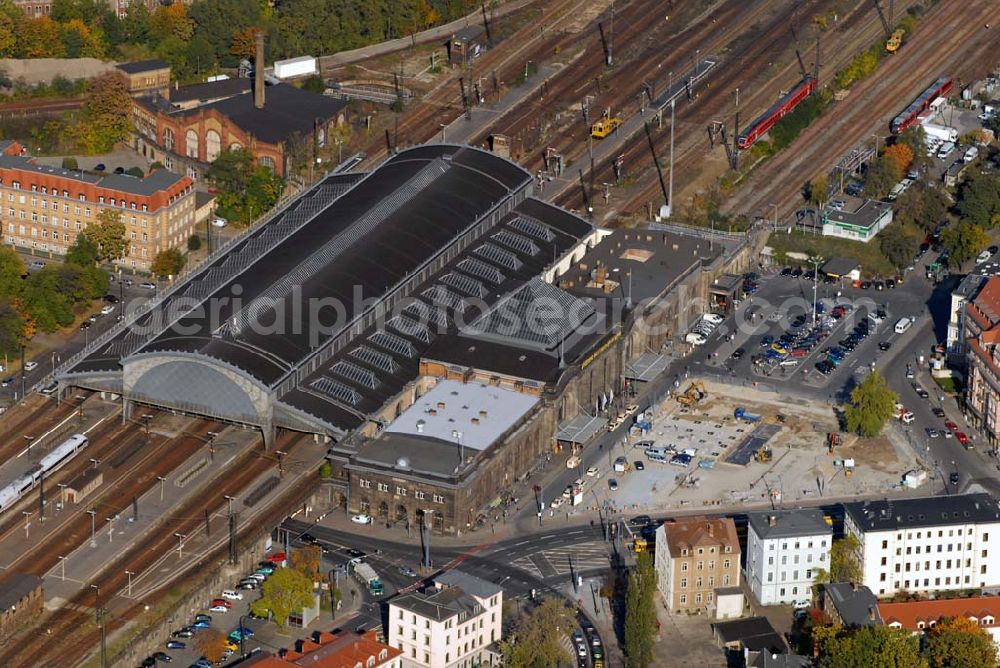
879;597;1000;631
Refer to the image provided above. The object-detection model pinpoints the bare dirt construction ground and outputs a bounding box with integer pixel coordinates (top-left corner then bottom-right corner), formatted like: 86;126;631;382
596;378;921;515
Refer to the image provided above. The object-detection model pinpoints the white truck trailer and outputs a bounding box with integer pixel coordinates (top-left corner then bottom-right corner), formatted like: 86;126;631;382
921;122;958;144
273;56;318;80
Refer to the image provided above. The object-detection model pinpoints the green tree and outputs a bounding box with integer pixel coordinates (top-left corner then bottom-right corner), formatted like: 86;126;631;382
923;616;998;668
150;247;186;277
301;75;325;94
497;597;576;667
0;247;26;299
814;535;862;585
864;154;903;199
879;221;920;270
61;156;79;170
22;266;76;332
0;299;27;359
844;370;897;437
624;551;657;668
187;234;202;251
895;184;949;234
318;461;332;477
85;209;128;262
818;625;927;668
185;34;216;76
957;169;1000;229
941;221;990;268
809;174;829;207
250;566;315;628
207;148;284;225
65;233;99;266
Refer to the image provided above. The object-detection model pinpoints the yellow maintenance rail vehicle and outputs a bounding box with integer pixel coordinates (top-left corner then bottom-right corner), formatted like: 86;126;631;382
591;113;623;139
886;28;904;53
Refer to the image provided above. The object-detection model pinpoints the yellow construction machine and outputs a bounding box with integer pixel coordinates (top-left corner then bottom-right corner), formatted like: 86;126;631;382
591;113;623;139
886;29;904;53
675;381;707;407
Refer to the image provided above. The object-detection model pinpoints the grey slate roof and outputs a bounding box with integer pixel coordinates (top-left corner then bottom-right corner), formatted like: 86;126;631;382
434;570;502;600
0;573;42;610
748;651;811;668
116;59;169;74
712;616;786;653
391;583;483;622
843;493;1000;533
748;509;831;541
820;257;860;277
0;155;187;199
143;82;347;146
824;582;881;627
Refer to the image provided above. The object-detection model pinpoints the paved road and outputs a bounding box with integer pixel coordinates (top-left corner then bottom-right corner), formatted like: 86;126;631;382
318;0;536;69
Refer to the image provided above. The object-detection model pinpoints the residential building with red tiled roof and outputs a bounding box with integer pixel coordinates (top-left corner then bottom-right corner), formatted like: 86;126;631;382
238;628;401;668
655;517;740;613
964;276;1000;445
879;596;1000;646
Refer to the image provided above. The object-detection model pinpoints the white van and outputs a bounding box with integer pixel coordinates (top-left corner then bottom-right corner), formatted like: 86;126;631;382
937;141;955;159
644;447;669;459
685;332;707;345
646;453;667;464
894;317;912;334
964;146;979;163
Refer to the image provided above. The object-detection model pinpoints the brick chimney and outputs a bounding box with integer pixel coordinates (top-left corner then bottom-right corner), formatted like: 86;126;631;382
254;30;265;110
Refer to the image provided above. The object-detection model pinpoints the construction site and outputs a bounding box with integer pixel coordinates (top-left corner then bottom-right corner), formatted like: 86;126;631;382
323;0;996;225
598;378;919;519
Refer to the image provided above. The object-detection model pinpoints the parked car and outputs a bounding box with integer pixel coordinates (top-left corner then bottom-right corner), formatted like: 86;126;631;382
608;479;619;491
209;605;229;613
152;652;172;663
166;641;186;650
171;628;194;638
351;514;372;525
24;361;37;371
398;566;417;577
140;281;156;290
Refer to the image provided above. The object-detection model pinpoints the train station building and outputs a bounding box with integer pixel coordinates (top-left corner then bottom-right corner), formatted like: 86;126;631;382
58;144;756;533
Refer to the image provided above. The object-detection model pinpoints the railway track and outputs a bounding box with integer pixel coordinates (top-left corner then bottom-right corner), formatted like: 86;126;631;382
359;0;598;165
0;391;92;465
726;0;998;218
0;431;301;668
0;416;220;577
577;0;913;218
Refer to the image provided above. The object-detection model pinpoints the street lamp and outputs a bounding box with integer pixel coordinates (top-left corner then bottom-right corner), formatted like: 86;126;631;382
23;435;34;455
206;431;217;461
808;255;824;325
125;570;135;597
157;476;166;501
21;510;31;538
439;124;446;143
275;450;287;478
174;532;186;559
87;509;97;547
224;495;236;516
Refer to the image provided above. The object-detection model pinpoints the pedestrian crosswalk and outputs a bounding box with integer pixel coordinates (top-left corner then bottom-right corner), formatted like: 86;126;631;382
512;542;611;578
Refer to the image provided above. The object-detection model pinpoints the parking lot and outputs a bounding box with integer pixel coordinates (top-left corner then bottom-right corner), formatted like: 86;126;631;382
688;265;937;397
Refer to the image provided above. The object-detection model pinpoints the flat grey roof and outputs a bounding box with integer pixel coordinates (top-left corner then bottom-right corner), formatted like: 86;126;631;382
824;199;891;231
748;509;831;540
383;379;538;451
844;493;1000;532
954;273;988;299
558;228;720;304
712;617;785;652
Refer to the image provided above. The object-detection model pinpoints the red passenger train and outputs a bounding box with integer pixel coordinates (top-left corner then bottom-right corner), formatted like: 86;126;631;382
737;76;817;150
890;76;953;134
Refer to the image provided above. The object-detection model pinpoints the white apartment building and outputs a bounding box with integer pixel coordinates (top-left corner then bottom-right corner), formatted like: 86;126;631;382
746;509;832;607
844;494;1000;597
388;570;502;668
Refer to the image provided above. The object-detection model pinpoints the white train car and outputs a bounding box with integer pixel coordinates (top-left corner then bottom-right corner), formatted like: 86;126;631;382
0;433;88;512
